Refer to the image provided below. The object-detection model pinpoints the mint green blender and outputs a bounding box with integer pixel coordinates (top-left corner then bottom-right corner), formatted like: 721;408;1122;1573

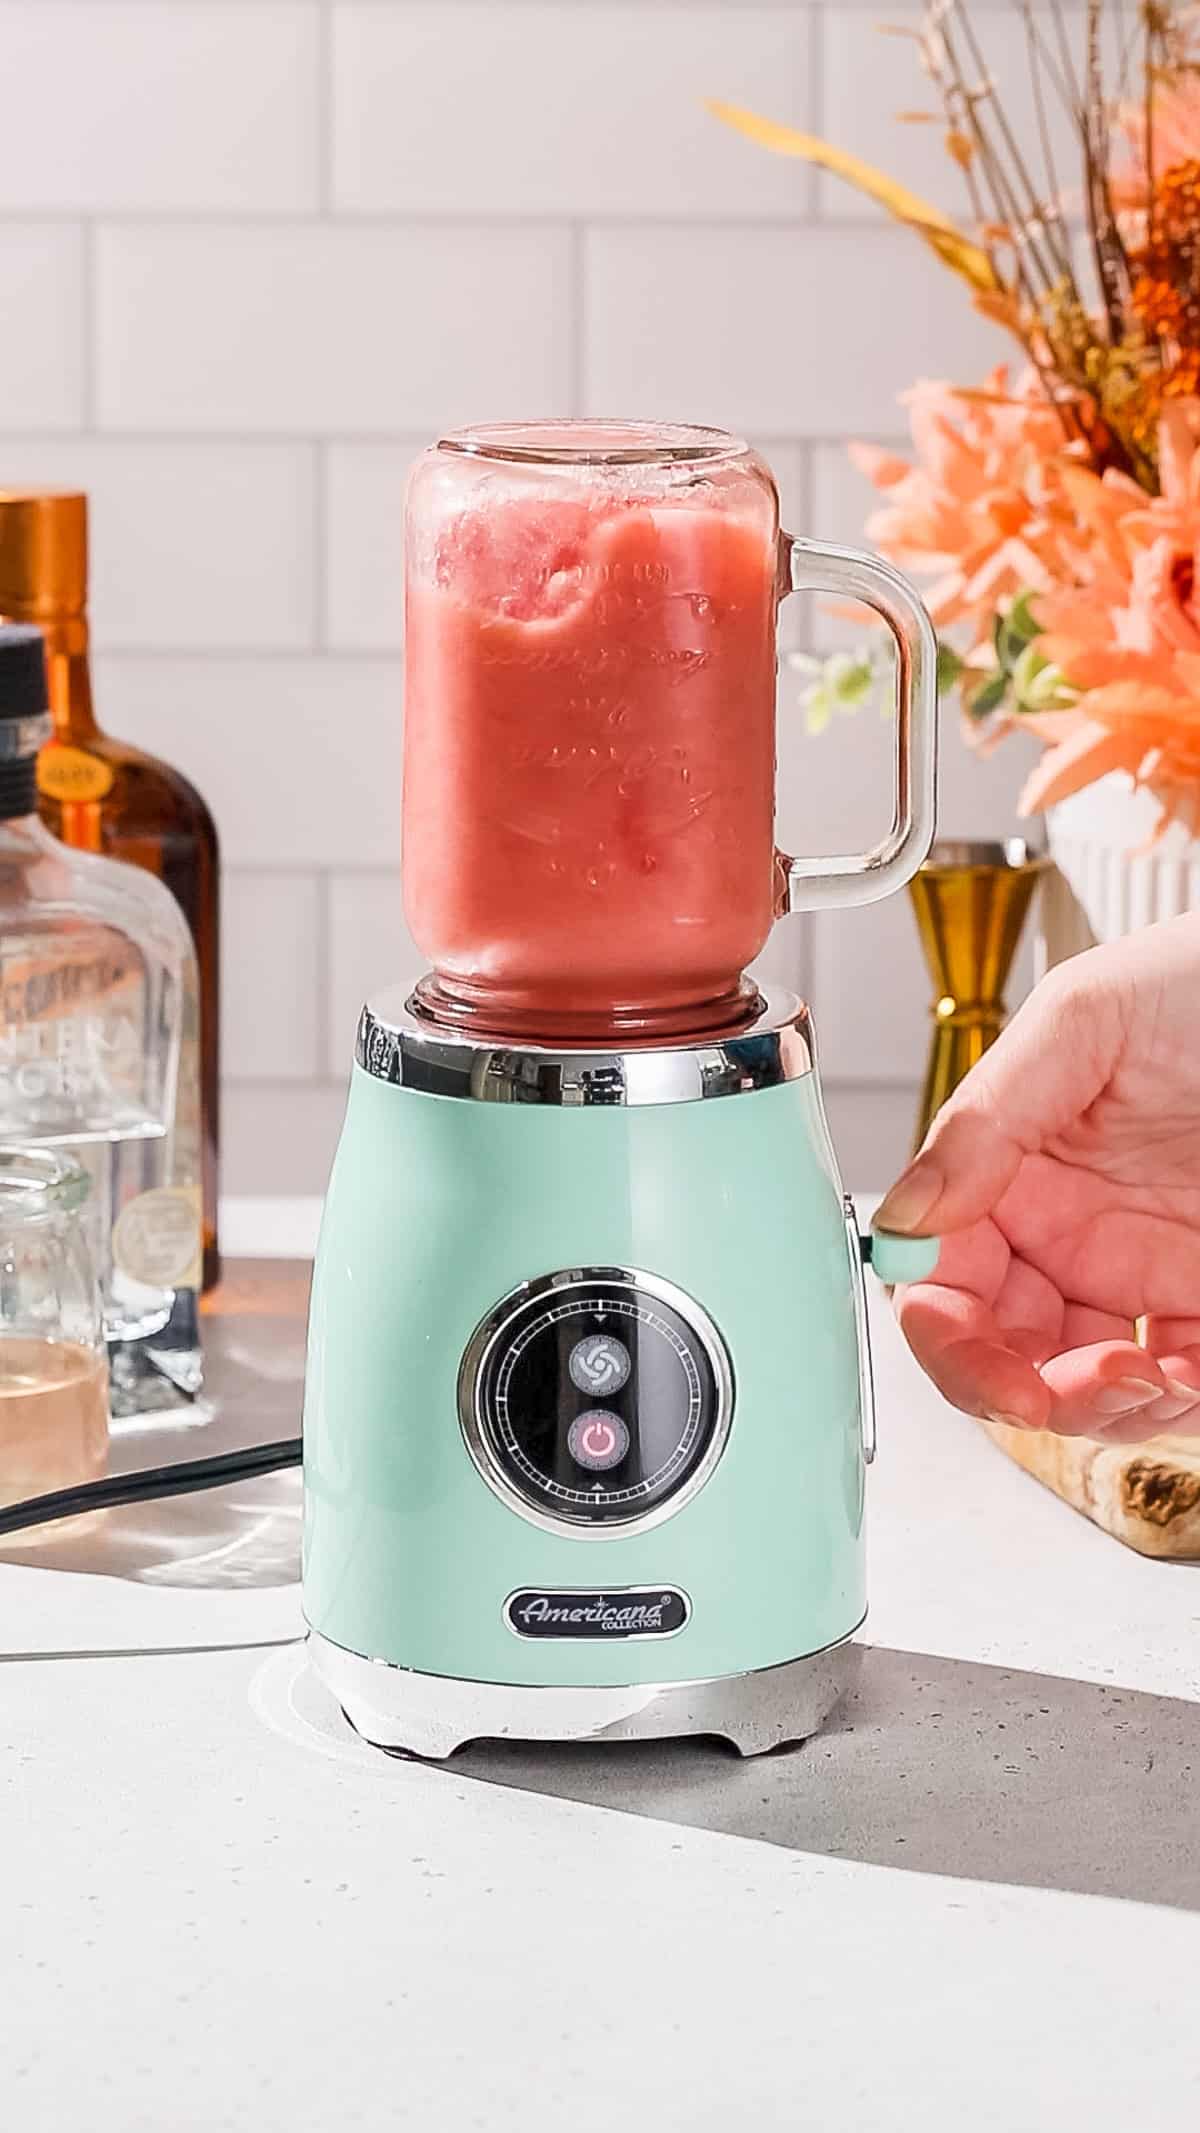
303;422;939;1758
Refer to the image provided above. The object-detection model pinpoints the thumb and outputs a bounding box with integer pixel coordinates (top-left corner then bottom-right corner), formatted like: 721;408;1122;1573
874;959;1121;1238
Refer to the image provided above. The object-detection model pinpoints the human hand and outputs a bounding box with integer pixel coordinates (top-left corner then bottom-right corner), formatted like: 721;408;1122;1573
875;913;1200;1441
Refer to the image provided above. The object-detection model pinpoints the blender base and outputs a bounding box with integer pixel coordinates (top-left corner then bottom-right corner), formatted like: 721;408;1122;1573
308;1630;865;1760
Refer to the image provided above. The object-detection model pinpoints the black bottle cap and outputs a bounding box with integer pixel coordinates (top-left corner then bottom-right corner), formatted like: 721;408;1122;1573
0;623;50;818
0;622;50;723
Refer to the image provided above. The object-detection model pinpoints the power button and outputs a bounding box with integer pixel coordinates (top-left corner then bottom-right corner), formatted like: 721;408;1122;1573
567;1409;630;1473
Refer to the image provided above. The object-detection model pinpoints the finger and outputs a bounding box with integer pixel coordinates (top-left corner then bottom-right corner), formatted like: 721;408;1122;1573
875;960;1122;1239
1056;1341;1200;1434
1140;1317;1200;1354
1153;1347;1200;1404
1119;1345;1200;1439
1091;1402;1197;1444
924;1218;1012;1306
895;1282;1051;1429
1038;1341;1172;1436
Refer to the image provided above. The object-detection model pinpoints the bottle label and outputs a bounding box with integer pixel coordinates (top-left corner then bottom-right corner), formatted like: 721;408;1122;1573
0;953;147;1112
37;745;115;804
112;1187;201;1292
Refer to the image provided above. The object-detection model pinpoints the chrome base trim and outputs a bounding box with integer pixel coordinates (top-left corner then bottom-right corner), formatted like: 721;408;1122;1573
307;1630;863;1761
354;983;814;1107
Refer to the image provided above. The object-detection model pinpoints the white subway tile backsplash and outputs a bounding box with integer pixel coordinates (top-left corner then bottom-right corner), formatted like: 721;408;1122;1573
758;438;807;536
0;226;83;431
813;892;928;1086
822;1082;919;1194
332;3;815;218
223;872;322;1081
94;655;403;869
224;1082;349;1197
808;433;914;653
0;439;315;649
328;871;421;1060
323;443;420;650
0;4;1060;1197
810;438;909;552
95;224;572;434
582;224;1005;436
0;4;319;214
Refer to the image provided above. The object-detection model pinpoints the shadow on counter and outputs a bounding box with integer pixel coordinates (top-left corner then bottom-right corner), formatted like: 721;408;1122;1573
447;1643;1200;1913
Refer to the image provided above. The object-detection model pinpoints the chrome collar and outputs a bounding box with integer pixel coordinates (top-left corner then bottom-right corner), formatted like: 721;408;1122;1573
355;985;814;1106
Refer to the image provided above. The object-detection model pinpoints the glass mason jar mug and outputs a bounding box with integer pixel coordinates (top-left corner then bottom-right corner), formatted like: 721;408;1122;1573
402;420;937;1040
0;1145;108;1524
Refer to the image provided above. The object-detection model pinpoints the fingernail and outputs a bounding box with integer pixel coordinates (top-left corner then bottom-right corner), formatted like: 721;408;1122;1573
1164;1375;1198;1402
985;1408;1034;1430
875;1157;943;1236
1093;1378;1163;1416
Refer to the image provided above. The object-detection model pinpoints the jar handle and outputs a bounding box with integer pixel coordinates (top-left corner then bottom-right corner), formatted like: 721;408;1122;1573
775;533;938;913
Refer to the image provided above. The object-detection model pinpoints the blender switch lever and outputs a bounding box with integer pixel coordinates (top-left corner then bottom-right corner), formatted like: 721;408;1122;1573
867;1229;941;1287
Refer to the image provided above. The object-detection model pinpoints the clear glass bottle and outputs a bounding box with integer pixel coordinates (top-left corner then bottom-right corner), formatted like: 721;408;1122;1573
0;1145;107;1527
0;489;221;1290
0;623;203;1423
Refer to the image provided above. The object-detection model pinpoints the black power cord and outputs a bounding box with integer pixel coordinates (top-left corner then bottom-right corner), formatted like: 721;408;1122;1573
0;1438;303;1539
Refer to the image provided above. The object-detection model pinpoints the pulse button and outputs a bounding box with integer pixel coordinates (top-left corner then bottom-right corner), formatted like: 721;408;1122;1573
567;1409;629;1473
569;1333;631;1397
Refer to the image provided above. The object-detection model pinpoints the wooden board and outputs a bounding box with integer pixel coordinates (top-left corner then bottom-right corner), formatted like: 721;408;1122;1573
982;1420;1200;1559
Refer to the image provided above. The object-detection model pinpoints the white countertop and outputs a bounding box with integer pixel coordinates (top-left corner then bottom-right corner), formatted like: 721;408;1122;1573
4;1199;1198;2130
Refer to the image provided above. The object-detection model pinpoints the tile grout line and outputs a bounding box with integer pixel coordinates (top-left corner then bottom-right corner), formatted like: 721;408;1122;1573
79;219;96;430
225;1078;348;1092
222;862;402;882
0;427;905;451
0;429;911;455
312;440;328;651
568;220;586;416
807;0;824;222
315;870;334;1079
9;209;893;232
317;0;335;216
94;646;404;662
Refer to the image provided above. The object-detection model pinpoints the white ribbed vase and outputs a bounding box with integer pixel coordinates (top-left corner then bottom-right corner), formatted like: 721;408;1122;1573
1039;773;1200;970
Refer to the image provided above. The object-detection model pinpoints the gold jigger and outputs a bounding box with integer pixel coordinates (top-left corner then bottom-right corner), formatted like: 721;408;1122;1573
908;839;1047;1153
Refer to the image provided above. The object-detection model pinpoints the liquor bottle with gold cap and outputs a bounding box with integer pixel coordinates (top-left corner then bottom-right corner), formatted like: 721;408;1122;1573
0;490;220;1290
0;622;203;1421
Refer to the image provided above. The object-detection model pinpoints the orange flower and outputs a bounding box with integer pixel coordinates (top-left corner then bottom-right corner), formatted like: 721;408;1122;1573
1022;401;1200;832
1128;158;1200;403
852;369;1082;659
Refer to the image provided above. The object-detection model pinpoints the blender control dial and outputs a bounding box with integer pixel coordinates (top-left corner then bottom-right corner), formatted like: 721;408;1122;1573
459;1270;733;1534
569;1333;630;1397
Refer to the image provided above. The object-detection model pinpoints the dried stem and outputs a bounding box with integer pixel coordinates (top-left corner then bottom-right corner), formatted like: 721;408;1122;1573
949;0;1075;287
1144;4;1157;248
1083;0;1127;342
909;0;1186;486
1046;0;1085;121
923;2;1090;449
1018;2;1077;280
